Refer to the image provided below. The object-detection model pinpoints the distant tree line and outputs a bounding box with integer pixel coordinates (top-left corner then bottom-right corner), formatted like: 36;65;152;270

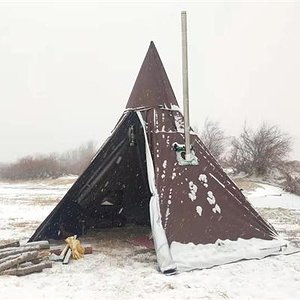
0;122;299;195
0;141;96;180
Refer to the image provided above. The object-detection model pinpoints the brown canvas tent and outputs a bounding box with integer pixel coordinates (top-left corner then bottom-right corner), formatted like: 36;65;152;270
30;42;288;273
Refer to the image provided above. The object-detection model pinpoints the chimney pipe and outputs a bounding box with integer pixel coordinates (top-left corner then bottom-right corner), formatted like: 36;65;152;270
181;11;191;161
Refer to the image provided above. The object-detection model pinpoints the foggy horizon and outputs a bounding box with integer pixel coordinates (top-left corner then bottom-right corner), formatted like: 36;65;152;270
1;1;300;163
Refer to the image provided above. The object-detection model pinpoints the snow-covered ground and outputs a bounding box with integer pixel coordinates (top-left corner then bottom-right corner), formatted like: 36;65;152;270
0;178;300;299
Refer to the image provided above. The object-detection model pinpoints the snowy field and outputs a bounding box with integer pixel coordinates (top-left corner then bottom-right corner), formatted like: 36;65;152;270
0;177;300;299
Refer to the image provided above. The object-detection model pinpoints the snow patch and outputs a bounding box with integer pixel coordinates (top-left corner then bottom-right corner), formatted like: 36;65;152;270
174;114;184;133
165;207;170;219
188;181;198;202
207;191;216;205
246;183;300;209
199;174;208;188
196;206;203;216
166;136;170;146
171;104;180;111
162;160;167;169
212;204;221;214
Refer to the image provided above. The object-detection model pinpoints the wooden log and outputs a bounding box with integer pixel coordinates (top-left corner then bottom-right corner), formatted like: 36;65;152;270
50;245;92;256
31;250;50;264
0;241;20;250
0;245;42;259
7;250;50;265
62;249;72;264
0;254;21;265
0;241;49;254
24;241;50;250
83;245;93;254
0;251;38;272
49;244;69;262
1;261;52;276
59;244;70;259
50;247;67;256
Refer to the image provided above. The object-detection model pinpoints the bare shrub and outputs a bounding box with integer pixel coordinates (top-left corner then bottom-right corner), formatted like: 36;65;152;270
283;174;300;195
0;155;64;180
196;119;226;161
0;140;97;180
230;123;291;176
59;140;96;175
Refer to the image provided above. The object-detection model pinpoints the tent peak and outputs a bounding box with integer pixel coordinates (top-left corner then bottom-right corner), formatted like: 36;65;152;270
126;42;179;110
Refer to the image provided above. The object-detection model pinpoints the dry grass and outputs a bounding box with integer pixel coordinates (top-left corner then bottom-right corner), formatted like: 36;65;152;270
257;207;300;247
47;176;77;186
29;197;61;206
0;176;76;186
232;177;261;191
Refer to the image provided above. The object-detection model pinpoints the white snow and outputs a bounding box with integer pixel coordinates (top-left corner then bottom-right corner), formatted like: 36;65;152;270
207;190;216;205
212;203;221;214
188;181;198;202
246;183;300;209
165;207;170;219
162;160;167;169
196;206;203;216
174;114;184;133
198;174;208;188
0;177;300;299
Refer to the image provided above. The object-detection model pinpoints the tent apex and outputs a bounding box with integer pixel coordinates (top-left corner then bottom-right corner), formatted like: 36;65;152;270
126;42;179;109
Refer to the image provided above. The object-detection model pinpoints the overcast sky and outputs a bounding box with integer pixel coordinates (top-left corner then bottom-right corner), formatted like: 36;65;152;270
0;0;299;163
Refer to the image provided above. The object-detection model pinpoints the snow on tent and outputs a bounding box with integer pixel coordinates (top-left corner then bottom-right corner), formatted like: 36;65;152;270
30;41;289;273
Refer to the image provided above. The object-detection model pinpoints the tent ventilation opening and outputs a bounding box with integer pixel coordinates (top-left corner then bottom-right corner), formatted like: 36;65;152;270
173;142;198;166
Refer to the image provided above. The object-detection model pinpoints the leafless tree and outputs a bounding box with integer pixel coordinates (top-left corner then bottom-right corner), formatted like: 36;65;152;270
0;140;97;180
196;119;226;161
284;173;300;195
230;123;292;176
60;140;96;175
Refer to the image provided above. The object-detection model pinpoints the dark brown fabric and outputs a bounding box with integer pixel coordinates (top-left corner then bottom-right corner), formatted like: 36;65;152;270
126;42;179;110
140;107;277;245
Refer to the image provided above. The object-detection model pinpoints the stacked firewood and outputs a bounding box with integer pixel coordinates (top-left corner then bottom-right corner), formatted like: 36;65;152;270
0;241;52;276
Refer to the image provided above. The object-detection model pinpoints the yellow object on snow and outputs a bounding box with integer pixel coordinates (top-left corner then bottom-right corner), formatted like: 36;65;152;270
65;236;85;260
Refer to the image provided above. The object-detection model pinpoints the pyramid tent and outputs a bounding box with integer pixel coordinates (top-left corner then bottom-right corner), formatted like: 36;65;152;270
30;42;287;273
